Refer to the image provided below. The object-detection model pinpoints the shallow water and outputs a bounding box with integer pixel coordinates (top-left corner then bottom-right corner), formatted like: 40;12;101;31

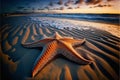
22;13;120;25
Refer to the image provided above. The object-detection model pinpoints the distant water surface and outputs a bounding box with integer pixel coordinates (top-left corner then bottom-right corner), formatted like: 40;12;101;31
1;13;120;26
37;14;120;25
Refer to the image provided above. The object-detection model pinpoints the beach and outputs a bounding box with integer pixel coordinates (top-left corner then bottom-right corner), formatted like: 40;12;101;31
0;15;119;80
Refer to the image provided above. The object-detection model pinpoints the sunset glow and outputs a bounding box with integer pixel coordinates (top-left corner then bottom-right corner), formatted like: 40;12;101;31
37;6;120;14
38;0;120;14
1;0;120;14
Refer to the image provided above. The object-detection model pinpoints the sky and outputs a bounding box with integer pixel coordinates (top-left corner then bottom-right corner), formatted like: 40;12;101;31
1;0;120;14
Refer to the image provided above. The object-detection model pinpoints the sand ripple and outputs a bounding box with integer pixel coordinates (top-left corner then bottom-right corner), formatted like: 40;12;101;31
12;37;18;46
5;40;12;51
22;26;30;43
1;17;119;80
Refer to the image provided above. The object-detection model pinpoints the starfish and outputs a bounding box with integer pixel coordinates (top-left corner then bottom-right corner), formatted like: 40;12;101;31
22;32;93;77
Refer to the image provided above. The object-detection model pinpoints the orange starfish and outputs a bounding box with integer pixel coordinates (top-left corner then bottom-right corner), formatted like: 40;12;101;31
22;32;92;77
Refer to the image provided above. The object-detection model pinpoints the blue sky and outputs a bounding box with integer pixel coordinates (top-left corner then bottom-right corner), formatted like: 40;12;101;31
1;0;77;13
1;0;49;13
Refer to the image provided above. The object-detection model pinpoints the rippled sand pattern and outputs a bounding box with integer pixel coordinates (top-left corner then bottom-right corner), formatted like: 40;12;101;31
0;16;120;80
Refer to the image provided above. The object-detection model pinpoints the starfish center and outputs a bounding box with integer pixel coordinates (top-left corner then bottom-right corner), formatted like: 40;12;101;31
22;32;93;77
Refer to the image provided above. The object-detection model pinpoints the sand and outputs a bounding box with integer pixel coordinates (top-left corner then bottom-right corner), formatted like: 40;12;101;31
33;17;120;38
3;33;9;40
0;25;11;41
12;26;21;37
32;24;38;36
45;28;51;34
66;19;120;37
19;29;23;36
12;37;19;46
0;43;17;75
31;35;35;40
5;40;12;51
39;28;44;35
0;16;119;80
22;25;30;43
63;65;72;80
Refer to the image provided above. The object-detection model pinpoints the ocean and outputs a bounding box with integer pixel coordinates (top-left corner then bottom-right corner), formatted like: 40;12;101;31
36;13;120;25
1;13;120;26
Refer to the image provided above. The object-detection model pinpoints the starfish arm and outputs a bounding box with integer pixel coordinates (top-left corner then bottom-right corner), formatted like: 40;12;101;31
52;32;62;39
22;38;53;48
32;41;58;77
60;38;86;46
59;41;92;65
22;32;93;78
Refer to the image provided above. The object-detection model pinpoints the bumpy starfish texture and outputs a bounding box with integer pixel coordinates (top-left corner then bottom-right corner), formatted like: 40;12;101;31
22;32;93;77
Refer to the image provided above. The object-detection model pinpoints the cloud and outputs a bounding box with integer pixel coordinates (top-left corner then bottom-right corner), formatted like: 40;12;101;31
107;0;114;1
85;0;95;4
85;0;102;5
75;0;84;4
60;7;64;10
65;0;74;6
68;7;73;9
93;0;102;4
75;0;103;5
57;0;63;5
94;4;112;8
44;6;50;10
45;0;114;11
49;1;54;6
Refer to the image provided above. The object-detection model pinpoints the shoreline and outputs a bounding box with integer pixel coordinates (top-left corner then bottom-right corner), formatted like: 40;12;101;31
31;17;120;38
3;13;119;25
39;16;119;27
2;14;120;37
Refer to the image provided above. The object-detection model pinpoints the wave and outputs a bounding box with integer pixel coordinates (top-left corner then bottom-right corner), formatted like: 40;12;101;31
31;14;119;25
